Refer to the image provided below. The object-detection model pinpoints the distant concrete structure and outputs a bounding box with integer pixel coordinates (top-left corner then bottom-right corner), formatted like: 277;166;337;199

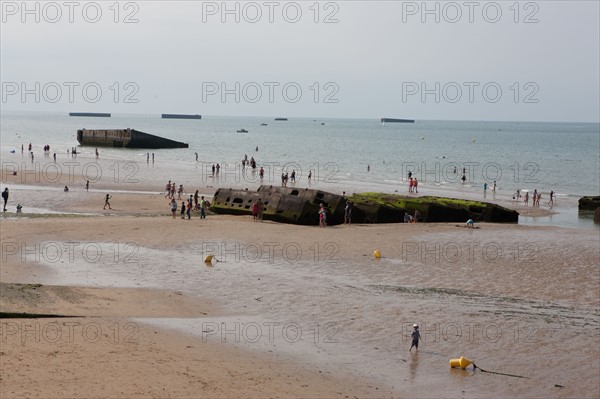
76;128;189;149
161;114;202;119
69;112;111;117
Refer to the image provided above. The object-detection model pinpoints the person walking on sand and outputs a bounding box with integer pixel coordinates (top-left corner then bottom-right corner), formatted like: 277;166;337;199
548;190;554;205
200;196;206;219
409;324;421;352
2;187;9;212
344;201;352;224
186;198;192;219
256;198;264;221
170;198;177;219
413;178;418;193
103;194;112;210
524;191;529;205
85;181;89;191
319;203;327;227
181;201;186;219
252;199;260;222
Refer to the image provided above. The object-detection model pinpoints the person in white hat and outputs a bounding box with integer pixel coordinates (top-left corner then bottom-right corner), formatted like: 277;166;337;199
409;323;421;352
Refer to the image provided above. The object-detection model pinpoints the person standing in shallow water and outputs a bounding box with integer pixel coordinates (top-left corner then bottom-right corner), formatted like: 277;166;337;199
409;324;420;352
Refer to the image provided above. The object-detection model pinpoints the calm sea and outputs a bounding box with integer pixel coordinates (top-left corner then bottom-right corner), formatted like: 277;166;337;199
1;111;598;228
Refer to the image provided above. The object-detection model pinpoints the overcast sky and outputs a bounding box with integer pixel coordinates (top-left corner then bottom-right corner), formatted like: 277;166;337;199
1;1;599;122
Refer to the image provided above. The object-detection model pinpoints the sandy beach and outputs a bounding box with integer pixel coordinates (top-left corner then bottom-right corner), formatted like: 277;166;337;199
1;165;599;398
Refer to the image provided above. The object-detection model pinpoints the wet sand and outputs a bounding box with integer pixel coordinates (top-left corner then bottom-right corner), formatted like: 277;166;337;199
1;170;599;397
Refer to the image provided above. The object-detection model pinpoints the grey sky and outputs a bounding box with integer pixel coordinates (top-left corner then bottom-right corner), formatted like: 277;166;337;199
1;1;599;122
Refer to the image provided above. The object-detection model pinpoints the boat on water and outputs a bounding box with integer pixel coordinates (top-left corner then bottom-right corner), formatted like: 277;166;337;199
76;128;189;149
274;118;288;121
260;123;268;126
69;112;111;117
237;129;249;133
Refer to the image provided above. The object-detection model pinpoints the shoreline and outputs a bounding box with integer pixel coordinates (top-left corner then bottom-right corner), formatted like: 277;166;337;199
1;157;585;224
1;214;598;398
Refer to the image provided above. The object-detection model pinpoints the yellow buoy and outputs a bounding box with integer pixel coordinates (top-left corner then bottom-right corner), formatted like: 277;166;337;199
204;255;213;263
373;250;381;259
450;356;473;369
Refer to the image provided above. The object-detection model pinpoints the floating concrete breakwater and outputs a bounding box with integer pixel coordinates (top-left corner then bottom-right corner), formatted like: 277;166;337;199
76;128;189;149
210;187;519;225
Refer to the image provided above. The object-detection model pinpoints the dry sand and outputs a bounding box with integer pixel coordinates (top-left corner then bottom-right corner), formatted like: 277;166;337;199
1;188;599;398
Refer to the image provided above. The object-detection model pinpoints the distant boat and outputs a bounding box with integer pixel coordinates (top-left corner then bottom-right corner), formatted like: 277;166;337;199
260;123;268;126
274;118;288;121
69;112;111;117
321;122;325;125
237;129;248;133
161;114;202;119
381;118;414;124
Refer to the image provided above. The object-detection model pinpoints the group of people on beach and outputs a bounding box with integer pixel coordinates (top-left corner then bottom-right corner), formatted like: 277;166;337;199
166;181;208;219
407;171;419;193
280;170;297;187
514;189;553;207
20;142;87;160
403;210;422;223
241;154;257;170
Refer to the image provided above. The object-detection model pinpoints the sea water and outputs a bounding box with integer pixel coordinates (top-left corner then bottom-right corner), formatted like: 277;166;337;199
1;111;598;227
